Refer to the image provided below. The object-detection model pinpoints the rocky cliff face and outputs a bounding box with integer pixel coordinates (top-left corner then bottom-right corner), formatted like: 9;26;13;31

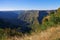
18;10;53;25
0;10;55;29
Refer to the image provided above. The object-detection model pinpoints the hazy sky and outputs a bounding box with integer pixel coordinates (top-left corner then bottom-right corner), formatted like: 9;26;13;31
0;0;60;10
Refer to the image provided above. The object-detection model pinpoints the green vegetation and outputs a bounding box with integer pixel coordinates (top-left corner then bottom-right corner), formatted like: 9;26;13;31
0;28;7;40
30;8;60;32
0;8;60;40
55;38;60;40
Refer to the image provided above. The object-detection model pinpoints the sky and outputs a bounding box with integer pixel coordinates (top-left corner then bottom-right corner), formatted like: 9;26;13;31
0;0;60;10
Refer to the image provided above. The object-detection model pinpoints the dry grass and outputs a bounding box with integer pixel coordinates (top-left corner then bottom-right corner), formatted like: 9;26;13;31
4;25;60;40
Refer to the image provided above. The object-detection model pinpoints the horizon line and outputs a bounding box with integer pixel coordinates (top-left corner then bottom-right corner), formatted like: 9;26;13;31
0;9;57;11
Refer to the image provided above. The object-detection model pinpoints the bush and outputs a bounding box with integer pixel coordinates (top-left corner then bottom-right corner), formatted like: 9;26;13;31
40;25;47;31
55;38;60;40
0;28;7;40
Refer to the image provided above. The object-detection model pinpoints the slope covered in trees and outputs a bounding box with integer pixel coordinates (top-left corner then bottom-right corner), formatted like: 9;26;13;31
0;8;60;40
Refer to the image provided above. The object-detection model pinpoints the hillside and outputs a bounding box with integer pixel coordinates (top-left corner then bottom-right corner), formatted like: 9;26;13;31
8;8;60;40
0;8;59;40
8;25;60;40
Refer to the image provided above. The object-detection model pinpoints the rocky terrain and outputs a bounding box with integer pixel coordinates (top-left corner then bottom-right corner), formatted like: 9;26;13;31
0;8;60;40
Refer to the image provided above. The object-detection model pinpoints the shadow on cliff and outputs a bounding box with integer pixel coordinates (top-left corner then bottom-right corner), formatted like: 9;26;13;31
38;11;48;24
0;18;32;34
